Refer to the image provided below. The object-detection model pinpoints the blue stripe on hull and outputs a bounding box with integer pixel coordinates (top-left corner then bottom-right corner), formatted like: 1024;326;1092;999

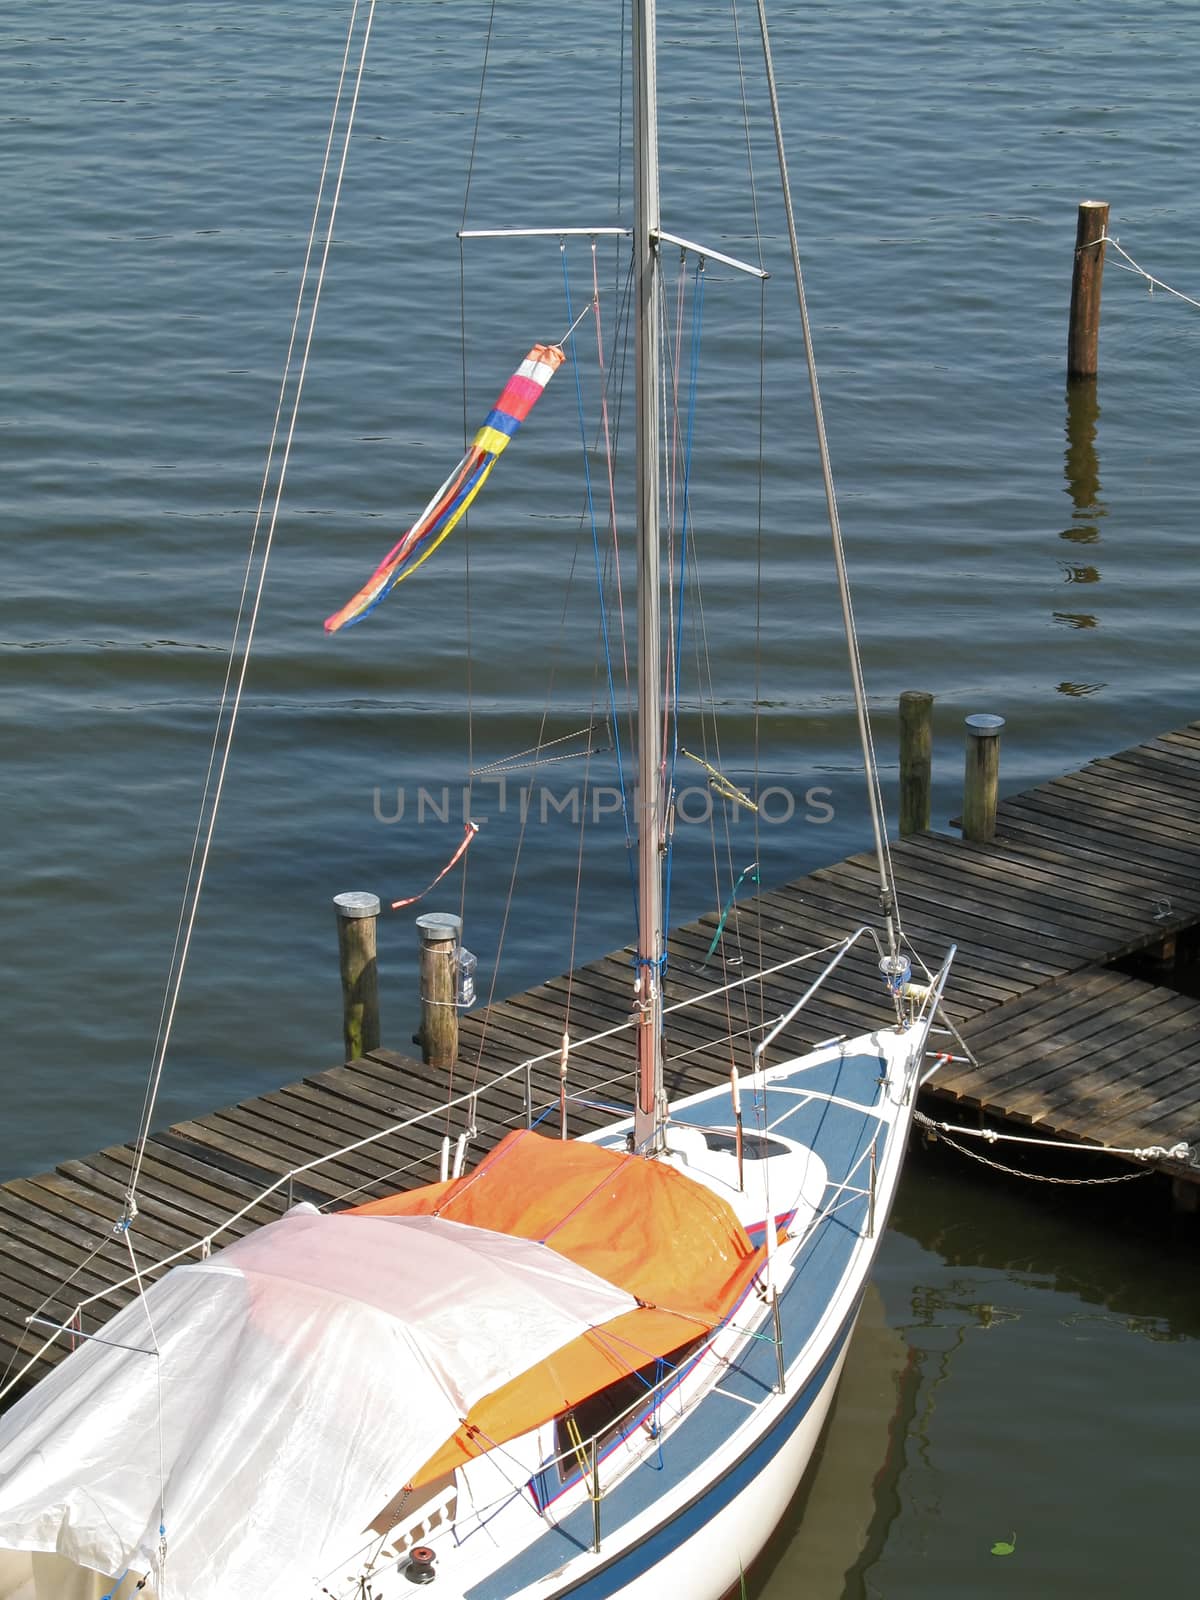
468;1294;862;1600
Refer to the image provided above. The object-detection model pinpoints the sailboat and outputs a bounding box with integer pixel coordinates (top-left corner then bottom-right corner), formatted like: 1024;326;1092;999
0;4;954;1599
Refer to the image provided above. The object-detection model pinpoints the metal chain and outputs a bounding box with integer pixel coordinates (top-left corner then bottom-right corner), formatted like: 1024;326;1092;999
914;1112;1157;1186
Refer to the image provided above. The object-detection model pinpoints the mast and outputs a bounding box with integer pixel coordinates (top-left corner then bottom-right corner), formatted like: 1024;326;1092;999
632;0;665;1153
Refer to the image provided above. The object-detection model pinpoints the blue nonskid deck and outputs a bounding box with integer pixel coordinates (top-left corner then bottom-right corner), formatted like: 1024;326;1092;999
464;1049;894;1599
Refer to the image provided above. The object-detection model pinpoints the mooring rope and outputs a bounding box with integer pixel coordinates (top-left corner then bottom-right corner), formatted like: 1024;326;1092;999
1091;232;1200;314
914;1108;1191;1184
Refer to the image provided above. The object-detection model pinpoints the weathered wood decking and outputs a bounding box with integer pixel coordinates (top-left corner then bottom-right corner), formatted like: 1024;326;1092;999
3;720;1200;1392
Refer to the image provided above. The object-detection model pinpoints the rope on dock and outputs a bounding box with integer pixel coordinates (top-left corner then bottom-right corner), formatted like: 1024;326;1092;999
914;1110;1191;1185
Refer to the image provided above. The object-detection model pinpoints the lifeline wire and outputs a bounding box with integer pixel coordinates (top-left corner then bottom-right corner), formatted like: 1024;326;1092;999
124;0;379;1219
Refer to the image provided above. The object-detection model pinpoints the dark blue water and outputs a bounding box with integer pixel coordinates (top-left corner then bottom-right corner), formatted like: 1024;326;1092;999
3;2;1198;1589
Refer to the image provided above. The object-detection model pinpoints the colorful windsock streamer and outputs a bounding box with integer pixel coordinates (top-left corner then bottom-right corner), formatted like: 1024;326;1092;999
325;342;566;632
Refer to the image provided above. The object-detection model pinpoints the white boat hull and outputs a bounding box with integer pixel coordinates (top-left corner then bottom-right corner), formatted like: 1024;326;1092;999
597;1324;856;1600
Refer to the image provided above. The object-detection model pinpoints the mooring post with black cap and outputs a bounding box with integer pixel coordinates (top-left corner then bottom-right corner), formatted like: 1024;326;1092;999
416;911;462;1069
962;714;1005;843
334;891;381;1060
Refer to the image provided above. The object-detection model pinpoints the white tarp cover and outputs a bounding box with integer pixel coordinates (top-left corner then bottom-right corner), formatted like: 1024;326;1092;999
0;1208;638;1600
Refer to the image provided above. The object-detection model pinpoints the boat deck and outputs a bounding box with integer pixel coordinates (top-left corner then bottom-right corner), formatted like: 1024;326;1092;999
4;718;1200;1396
462;1044;898;1599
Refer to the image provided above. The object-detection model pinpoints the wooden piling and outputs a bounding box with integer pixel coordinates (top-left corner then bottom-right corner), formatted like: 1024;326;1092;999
962;714;1004;843
1067;200;1109;380
416;911;461;1070
898;691;934;836
334;892;381;1060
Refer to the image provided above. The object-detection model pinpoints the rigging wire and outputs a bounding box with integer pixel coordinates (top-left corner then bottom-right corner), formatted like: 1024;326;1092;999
139;4;369;1158
452;0;500;1121
564;246;640;1043
458;25;637;1086
466;248;637;1090
660;256;687;786
752;0;903;959
589;241;636;754
730;0;770;1043
685;539;756;1069
562;249;638;915
653;247;750;1071
121;1229;168;1585
662;259;706;941
123;0;379;1224
563;649;608;1033
456;0;499;926
750;279;769;1050
471;722;609;775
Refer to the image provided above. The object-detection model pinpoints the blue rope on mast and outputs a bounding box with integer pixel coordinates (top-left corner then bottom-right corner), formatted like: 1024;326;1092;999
662;259;705;940
561;246;639;927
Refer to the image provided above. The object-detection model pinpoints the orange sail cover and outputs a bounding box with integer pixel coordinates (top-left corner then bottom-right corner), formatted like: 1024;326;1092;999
349;1130;767;1483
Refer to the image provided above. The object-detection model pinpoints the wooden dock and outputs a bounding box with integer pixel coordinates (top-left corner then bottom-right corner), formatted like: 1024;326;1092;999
4;718;1200;1394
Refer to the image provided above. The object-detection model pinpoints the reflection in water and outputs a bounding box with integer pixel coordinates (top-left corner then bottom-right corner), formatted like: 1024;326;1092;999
754;1278;1024;1599
1056;383;1106;668
894;1144;1200;1341
1052;611;1099;629
900;1280;1022;1479
1060;1309;1184;1343
753;1288;916;1600
1063;381;1105;524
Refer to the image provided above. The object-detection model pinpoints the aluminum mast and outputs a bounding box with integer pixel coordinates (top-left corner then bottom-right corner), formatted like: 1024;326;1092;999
632;0;666;1153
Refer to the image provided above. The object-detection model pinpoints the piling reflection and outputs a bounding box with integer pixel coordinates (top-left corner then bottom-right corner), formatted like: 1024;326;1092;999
1055;384;1105;652
1063;381;1104;525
